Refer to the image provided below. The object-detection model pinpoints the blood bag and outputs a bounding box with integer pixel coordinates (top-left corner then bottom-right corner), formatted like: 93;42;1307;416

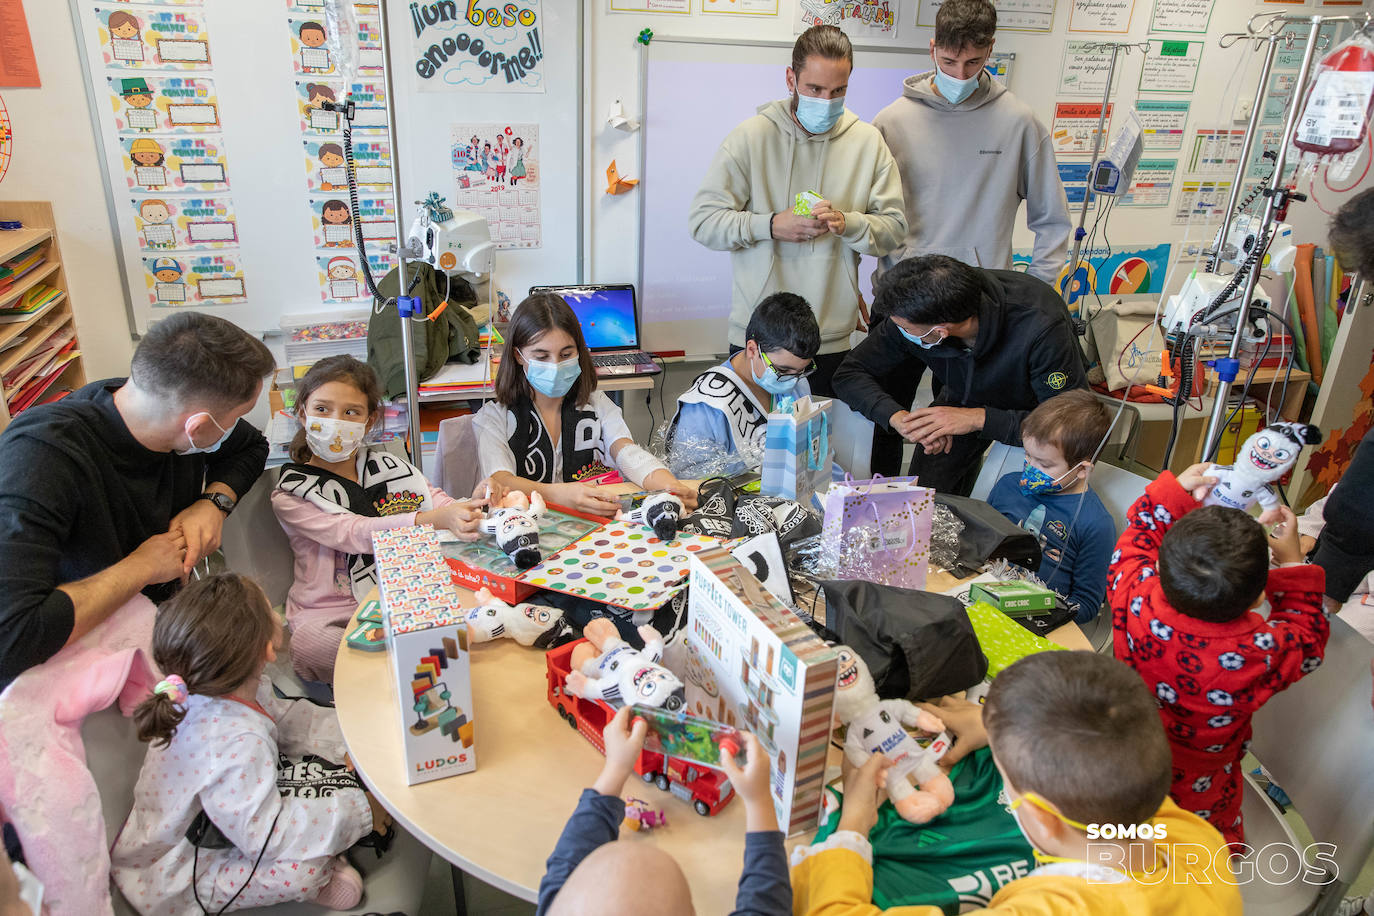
1293;31;1374;157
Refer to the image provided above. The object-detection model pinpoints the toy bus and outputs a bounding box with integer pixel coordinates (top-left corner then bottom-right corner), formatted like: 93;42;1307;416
545;639;735;817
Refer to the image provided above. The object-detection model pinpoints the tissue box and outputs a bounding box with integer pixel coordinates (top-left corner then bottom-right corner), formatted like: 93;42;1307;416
375;526;476;785
968;580;1057;617
793;189;822;216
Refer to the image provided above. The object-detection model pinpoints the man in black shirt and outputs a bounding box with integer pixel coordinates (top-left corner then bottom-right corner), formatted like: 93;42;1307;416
833;255;1087;494
0;312;274;689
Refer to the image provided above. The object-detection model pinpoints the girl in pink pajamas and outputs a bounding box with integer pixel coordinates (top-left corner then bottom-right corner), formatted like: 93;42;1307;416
111;575;386;913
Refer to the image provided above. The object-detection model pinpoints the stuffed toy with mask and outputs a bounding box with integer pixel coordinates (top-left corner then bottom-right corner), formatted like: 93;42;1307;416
1202;421;1322;525
832;646;955;824
466;588;568;647
567;617;686;712
618;491;685;541
480;490;547;569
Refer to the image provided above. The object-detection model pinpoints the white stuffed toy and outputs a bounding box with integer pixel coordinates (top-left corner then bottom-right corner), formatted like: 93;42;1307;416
832;647;955;824
1203;421;1321;524
567;618;686;712
466;587;568;648
617;491;685;541
480;490;547;569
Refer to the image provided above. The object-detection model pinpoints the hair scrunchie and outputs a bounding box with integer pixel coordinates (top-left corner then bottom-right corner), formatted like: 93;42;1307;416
153;674;189;705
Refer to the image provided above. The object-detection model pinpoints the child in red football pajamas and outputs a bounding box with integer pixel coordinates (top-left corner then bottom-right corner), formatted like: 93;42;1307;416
1107;463;1328;848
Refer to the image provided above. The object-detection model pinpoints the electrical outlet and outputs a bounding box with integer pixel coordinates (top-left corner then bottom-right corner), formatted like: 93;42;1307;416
1233;98;1254;124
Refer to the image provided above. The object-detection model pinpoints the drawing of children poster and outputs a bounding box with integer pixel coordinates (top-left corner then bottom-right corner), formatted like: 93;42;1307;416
132;196;238;251
143;253;247;308
108;76;221;134
450;123;540;249
315;249;395;303
122;136;229;192
94;6;212;69
290;17;334;76
310;195;394;248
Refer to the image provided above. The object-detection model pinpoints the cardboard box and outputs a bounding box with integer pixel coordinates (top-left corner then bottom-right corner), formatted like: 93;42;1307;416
443;503;605;603
677;547;838;835
374;526;476;786
968;580;1057;617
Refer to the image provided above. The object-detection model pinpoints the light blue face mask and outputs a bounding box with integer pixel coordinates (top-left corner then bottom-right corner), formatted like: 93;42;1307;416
795;92;845;134
752;355;799;397
525;356;582;398
176;412;234;455
898;324;944;349
933;67;979;105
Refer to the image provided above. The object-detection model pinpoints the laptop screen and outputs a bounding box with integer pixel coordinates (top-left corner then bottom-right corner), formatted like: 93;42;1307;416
530;285;638;351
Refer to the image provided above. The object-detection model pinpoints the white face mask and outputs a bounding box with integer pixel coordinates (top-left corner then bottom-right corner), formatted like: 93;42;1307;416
176;411;233;455
304;415;367;462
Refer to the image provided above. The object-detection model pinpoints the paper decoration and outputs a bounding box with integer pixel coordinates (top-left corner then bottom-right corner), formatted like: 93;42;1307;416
121;136;229;192
308;194;394;248
288;16;335;77
315;250;396;303
107;75;219;134
408;1;545;92
917;0;1055;31
1013;242;1172;296
1058;41;1124;96
798;0;897;37
0;0;39;87
1050;102;1113;156
1138;39;1203;93
132;196;238;251
1185;127;1245;175
1067;0;1135;33
606;99;640;132
703;0;778;13
1136;99;1189;150
1057;160;1093;205
450;123;541;249
143;253;247;307
1172;178;1232;225
605;160;638;195
1118;158;1177;207
303;137;391;191
93;5;212;70
610;0;691;10
518;522;728;611
1148;0;1213;33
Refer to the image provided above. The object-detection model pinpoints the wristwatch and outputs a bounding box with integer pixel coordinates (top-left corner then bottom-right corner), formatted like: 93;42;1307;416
195;492;236;515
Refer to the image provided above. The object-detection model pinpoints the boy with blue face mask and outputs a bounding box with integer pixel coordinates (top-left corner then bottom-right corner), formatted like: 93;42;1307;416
666;293;829;479
689;26;906;399
987;390;1116;623
790;652;1241;915
872;0;1070;287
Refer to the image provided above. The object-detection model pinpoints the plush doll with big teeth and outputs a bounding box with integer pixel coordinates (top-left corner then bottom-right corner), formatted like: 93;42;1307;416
479;490;547;569
1202;421;1321;524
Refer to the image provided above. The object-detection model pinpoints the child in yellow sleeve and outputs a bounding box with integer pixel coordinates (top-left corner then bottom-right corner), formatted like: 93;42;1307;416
790;651;1242;915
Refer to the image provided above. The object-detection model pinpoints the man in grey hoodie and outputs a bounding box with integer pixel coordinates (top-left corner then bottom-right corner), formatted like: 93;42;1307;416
689;26;906;397
861;0;1071;475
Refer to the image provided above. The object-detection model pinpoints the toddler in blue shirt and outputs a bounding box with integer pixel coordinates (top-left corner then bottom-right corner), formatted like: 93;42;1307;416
987;390;1115;623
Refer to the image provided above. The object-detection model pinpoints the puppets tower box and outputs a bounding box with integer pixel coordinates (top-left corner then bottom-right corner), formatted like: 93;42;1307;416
375;525;477;785
676;547;838;835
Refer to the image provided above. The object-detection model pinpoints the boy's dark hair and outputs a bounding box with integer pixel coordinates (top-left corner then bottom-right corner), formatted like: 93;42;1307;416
1022;389;1111;467
745;293;820;361
1329;187;1374;279
985;652;1171;828
1159;506;1269;622
131;311;275;410
873;255;983;325
494;293;597;408
791;25;853;77
290;355;382;463
132;575;275;748
299;21;325;38
318;142;343;159
935;0;997;51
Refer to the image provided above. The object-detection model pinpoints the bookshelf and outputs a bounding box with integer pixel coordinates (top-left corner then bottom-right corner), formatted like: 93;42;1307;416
0;202;86;430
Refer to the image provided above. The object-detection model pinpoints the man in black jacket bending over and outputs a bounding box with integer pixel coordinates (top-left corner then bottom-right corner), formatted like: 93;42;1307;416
833;254;1087;495
0;312;274;689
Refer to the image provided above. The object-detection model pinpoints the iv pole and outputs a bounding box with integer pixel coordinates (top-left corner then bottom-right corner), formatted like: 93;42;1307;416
1063;41;1147;306
1199;12;1369;461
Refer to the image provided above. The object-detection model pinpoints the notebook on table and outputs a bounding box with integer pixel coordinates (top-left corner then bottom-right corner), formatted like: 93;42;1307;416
528;283;660;377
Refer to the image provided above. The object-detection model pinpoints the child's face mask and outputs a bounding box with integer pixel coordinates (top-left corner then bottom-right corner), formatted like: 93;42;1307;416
1018;461;1086;497
304;416;366;461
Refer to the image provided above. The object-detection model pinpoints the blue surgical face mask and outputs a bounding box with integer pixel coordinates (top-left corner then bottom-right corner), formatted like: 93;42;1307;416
525;355;582;398
933;66;979;105
751;354;799;397
1018;461;1083;497
898;324;945;349
176;411;234;455
795;92;845;134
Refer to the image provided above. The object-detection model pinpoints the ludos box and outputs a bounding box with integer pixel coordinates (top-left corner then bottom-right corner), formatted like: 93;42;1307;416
374;525;476;785
680;547;837;835
968;580;1057;617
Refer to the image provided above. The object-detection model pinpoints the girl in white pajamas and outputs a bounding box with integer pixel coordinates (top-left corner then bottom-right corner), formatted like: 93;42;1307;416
111;575;384;914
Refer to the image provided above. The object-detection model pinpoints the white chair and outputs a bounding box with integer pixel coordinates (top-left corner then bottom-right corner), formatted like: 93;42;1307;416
968;442;1025;501
83;704;433;916
1236;616;1374;916
1087;460;1153;539
433;414;481;498
827;399;874;480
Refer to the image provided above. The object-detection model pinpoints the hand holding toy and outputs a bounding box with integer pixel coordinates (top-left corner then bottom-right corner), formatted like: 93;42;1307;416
594;706;648;797
718;731;777;833
479;490;547;569
1201;421;1322;525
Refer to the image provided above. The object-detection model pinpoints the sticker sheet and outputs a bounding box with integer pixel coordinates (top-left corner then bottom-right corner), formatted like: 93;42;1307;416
143;253;248;307
132;196;239;251
519;523;729;611
93;5;213;70
121;135;229;192
107;75;220;133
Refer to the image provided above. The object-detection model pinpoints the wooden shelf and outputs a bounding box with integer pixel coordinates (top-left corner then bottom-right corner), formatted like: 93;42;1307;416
0;290;67;353
0;228;52;265
0;306;74;388
0;260;60;312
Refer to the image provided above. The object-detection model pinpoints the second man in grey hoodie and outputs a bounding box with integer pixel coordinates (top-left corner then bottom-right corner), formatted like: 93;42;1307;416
688;26;906;397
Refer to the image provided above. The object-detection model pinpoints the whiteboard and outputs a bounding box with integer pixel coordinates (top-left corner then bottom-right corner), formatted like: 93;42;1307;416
640;42;918;358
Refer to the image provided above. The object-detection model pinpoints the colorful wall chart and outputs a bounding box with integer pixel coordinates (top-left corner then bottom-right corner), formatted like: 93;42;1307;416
1014;243;1173;302
93;5;213;70
450;123;541;249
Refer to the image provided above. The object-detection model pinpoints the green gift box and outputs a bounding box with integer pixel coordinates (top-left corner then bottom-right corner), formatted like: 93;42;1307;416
968;580;1057;618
